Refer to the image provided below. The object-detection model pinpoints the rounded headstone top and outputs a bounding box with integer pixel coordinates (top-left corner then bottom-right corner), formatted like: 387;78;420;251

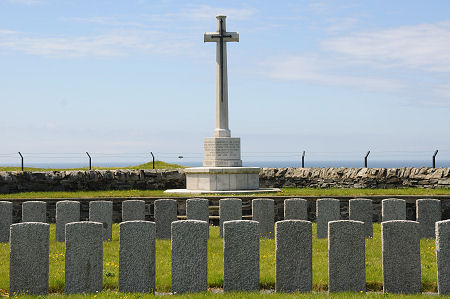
66;221;103;228
381;220;419;225
417;198;440;202
220;198;242;202
350;198;371;202
11;222;49;228
277;219;311;224
253;198;274;202
90;200;112;205
317;198;339;202
187;198;208;202
120;220;153;225
328;220;364;226
382;198;404;202
173;220;208;225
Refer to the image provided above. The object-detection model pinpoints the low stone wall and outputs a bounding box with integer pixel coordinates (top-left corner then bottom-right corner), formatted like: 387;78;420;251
0;169;185;194
0;167;449;194
259;167;450;189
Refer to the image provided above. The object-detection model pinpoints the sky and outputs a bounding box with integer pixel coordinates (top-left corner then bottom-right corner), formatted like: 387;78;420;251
1;0;449;166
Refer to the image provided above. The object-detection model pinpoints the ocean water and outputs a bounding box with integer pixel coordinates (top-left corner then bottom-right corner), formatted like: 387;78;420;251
2;160;449;169
178;160;450;168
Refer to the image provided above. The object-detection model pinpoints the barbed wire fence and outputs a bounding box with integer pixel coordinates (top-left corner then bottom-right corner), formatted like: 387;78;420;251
0;148;449;170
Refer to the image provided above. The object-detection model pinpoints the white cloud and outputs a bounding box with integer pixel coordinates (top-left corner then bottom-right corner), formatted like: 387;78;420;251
307;2;330;14
426;86;450;107
4;0;41;4
60;16;148;28
325;17;359;33
0;29;17;35
435;86;450;100
260;55;403;91
179;4;256;21
323;21;450;72
0;29;194;58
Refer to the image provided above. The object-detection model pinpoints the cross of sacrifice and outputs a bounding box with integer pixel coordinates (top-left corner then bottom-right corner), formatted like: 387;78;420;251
204;15;239;138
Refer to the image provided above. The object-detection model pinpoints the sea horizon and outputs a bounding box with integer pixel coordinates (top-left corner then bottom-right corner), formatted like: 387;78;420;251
1;160;449;169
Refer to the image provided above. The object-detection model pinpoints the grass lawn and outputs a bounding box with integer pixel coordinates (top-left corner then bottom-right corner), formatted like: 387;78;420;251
1;187;449;200
0;223;441;298
0;161;184;172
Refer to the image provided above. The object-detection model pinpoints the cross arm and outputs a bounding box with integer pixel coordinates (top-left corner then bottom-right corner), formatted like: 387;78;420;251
204;32;239;42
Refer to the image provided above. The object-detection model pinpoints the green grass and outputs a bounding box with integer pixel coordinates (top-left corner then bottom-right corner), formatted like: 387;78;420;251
1;187;449;200
278;187;450;196
0;160;184;172
0;224;442;298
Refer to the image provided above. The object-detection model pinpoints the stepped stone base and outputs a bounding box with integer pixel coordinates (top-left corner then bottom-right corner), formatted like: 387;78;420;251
166;167;271;193
164;188;280;194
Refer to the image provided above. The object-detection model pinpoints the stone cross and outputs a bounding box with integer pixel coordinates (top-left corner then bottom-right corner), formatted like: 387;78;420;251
204;15;239;138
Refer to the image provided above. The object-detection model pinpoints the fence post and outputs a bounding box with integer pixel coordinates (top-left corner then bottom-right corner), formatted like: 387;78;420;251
86;152;92;170
433;150;438;168
150;152;155;169
18;152;23;171
302;151;305;168
364;151;370;168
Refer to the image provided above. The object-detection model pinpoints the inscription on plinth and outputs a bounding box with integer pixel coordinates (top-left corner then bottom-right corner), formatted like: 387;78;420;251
203;137;242;167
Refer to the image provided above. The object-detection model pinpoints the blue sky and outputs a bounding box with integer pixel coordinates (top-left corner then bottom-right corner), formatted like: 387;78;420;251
1;0;449;166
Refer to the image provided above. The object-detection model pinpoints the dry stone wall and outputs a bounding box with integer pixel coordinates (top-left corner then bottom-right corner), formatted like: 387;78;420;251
0;167;449;194
259;167;450;189
0;169;185;194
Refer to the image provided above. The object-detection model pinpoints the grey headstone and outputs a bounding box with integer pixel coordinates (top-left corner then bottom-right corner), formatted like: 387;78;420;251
252;198;275;238
382;198;406;222
55;201;80;242
328;220;366;293
275;220;312;293
9;222;49;295
119;221;156;293
22;201;46;223
89;201;113;241
154;199;177;239
316;198;340;239
223;220;259;292
349;198;373;237
186;198;209;238
65;221;103;294
219;198;242;238
382;220;421;294
171;220;208;294
416;198;441;239
0;201;12;242
122;200;145;222
437;220;450;295
284;198;308;220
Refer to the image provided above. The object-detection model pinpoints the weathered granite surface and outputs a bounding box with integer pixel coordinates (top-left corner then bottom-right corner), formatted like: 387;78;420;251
4;196;450;225
1;167;449;194
259;167;450;189
0;169;184;194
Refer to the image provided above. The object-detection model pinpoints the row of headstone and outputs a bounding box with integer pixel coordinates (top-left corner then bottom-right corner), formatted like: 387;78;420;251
8;219;206;295
315;198;441;239
9;219;450;295
0;197;442;243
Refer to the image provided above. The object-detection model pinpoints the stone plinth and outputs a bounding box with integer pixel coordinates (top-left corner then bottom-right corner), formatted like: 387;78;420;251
186;167;259;191
203;137;242;167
